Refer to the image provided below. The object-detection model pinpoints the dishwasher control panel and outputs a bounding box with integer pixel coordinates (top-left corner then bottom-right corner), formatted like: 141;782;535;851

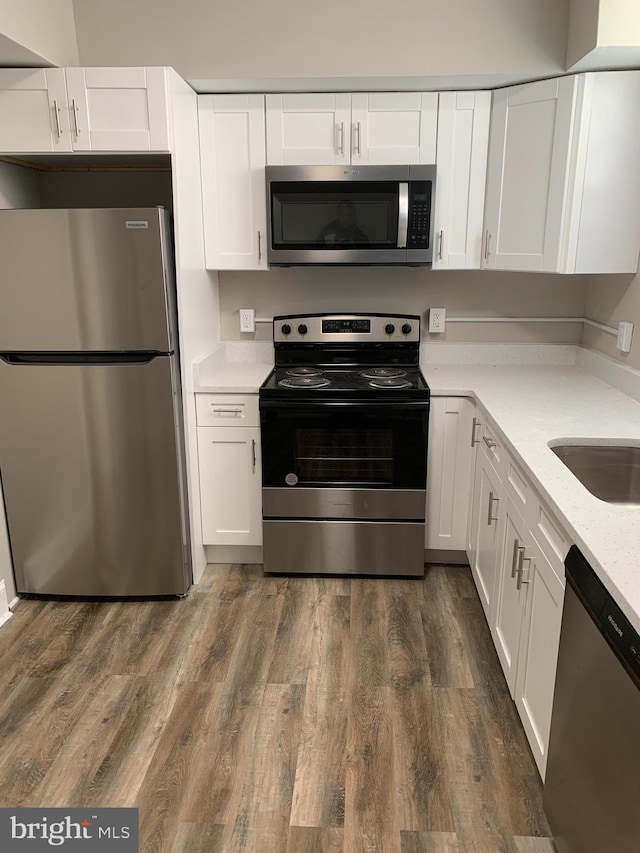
567;545;640;681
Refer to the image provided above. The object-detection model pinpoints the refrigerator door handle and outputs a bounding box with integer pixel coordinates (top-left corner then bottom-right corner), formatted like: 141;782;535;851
0;352;163;366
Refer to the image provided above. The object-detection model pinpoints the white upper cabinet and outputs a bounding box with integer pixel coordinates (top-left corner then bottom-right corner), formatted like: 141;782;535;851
433;91;491;269
266;92;438;166
0;69;71;153
483;71;640;274
199;95;268;271
266;93;352;165
350;93;438;165
64;67;170;152
0;67;171;154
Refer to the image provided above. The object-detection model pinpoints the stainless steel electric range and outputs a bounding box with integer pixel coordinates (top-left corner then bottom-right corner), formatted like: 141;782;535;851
259;313;430;576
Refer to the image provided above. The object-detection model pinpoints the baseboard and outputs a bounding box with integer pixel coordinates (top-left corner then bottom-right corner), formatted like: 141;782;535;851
424;548;469;566
9;596;19;611
0;581;13;629
204;544;263;567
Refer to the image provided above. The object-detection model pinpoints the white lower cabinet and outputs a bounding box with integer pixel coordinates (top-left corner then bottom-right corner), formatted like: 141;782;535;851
426;397;475;552
514;537;564;777
493;495;532;693
466;404;566;779
469;444;504;622
196;394;262;547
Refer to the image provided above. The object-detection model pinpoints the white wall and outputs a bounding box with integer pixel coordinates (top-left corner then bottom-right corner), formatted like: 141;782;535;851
598;0;640;45
583;272;640;369
0;0;79;66
0;160;40;208
566;0;601;67
72;0;569;81
219;268;587;345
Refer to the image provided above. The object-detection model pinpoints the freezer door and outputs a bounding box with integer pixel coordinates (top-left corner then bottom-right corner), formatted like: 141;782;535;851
0;356;190;596
0;208;175;352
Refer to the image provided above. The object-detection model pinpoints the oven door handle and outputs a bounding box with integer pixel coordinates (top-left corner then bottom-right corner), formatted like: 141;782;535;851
259;399;430;411
397;182;409;249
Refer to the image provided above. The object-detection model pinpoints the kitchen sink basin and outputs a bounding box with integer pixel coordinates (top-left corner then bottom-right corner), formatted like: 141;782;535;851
551;444;640;505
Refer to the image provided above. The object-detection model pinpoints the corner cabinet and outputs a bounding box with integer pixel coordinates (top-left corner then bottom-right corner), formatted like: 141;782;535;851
432;91;491;269
0;67;171;154
482;71;640;274
266;92;438;166
198;95;268;271
196;394;262;547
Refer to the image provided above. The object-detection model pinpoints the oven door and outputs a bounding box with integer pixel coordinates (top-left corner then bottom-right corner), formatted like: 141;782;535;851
261;400;428;520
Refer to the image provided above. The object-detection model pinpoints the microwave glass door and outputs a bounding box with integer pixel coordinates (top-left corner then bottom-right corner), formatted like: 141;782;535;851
271;181;400;250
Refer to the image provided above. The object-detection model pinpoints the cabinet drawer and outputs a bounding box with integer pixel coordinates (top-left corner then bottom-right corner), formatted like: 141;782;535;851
504;450;532;519
478;417;505;479
530;498;568;583
196;394;259;427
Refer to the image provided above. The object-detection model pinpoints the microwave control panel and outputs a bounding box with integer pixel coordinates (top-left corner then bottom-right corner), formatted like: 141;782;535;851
407;182;431;248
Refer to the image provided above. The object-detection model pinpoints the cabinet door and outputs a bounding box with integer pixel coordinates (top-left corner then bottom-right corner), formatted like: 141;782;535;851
433;91;490;269
470;449;504;623
266;93;351;165
198;427;262;546
350;93;438;165
199;95;267;271
64;67;170;152
492;496;529;695
426;397;474;551
515;541;565;779
0;69;71;153
482;77;577;272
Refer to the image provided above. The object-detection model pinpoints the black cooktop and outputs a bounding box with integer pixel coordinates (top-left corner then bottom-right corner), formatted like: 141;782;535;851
260;365;430;402
259;313;430;403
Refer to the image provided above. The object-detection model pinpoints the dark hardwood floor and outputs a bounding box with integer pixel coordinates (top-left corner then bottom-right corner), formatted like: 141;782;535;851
0;564;555;852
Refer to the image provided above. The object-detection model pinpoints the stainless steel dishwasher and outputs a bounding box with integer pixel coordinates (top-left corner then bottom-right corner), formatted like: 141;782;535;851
544;545;640;852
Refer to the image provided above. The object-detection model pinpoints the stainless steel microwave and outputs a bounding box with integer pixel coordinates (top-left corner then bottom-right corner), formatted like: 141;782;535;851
266;165;436;266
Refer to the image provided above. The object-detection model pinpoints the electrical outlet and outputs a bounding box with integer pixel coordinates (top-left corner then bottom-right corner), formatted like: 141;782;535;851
617;321;634;353
239;308;256;334
429;308;446;334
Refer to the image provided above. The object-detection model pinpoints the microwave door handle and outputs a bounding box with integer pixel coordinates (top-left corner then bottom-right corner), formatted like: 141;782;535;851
397;182;409;249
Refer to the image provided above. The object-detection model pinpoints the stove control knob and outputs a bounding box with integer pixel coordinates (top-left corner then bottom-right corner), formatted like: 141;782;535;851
281;324;291;335
402;323;412;335
385;323;396;335
298;323;308;335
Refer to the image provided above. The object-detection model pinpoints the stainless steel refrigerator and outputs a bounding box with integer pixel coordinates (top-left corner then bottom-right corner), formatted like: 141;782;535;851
0;207;191;597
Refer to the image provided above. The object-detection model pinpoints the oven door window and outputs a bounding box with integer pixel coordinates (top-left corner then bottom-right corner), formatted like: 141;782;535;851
296;427;392;485
261;405;428;489
270;181;399;250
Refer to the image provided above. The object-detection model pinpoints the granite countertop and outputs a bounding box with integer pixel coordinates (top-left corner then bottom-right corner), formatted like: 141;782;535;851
423;361;640;633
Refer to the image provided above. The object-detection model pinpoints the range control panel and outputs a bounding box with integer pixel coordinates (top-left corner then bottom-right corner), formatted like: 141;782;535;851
273;314;421;344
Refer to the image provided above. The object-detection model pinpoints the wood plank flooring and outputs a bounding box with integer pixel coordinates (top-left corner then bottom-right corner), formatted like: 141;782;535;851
0;564;555;853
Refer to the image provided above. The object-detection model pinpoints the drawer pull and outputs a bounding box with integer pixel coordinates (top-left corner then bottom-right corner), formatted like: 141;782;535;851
511;538;520;578
470;417;481;447
252;439;257;472
483;434;497;450
212;407;243;415
516;549;531;590
487;491;499;525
